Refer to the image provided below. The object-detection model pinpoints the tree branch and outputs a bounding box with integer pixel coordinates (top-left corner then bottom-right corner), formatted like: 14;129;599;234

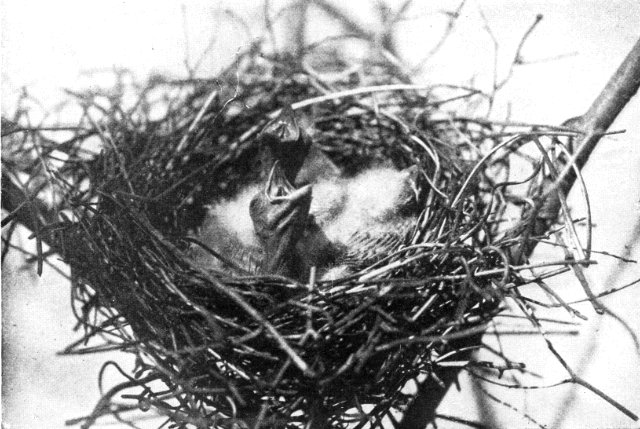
399;36;640;429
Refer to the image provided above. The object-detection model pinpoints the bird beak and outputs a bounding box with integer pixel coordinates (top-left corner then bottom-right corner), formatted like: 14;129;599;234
265;161;312;204
259;105;312;185
251;161;312;277
261;104;301;144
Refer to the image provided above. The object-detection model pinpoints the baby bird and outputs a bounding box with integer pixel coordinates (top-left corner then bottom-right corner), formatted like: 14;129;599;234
250;161;312;278
260;105;340;186
260;105;310;184
189;181;263;274
191;162;311;277
190;106;320;277
193;106;422;282
299;165;422;279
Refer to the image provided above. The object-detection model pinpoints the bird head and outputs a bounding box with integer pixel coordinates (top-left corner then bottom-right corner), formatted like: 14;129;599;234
259;105;311;183
250;161;312;276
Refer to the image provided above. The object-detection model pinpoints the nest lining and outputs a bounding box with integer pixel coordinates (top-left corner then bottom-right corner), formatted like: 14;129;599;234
3;50;590;428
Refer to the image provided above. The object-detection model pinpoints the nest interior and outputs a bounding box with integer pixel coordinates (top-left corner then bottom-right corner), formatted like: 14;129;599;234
2;49;589;428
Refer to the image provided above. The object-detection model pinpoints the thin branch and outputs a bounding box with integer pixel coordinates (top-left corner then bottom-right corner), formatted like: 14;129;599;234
541;36;640;222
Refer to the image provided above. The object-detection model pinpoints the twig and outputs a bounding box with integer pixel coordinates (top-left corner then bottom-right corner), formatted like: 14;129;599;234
544;338;638;421
411;0;467;72
540;37;640;221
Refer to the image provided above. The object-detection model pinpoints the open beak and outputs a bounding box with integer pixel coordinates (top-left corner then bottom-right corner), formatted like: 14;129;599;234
265;161;312;204
261;105;301;145
259;105;311;184
250;161;312;277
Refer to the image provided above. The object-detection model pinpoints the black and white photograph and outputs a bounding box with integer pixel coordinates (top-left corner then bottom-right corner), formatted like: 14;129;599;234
2;1;639;428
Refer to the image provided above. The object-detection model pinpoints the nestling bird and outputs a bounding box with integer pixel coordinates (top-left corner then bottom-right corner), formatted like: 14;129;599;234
260;104;340;186
189;181;263;274
250;161;312;278
190;105;323;277
190;162;311;277
298;165;422;279
191;105;421;282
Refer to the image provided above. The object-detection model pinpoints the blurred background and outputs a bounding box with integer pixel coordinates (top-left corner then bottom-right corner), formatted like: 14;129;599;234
2;0;639;428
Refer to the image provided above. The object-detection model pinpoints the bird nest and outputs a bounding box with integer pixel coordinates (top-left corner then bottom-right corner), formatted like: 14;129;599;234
2;48;594;428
